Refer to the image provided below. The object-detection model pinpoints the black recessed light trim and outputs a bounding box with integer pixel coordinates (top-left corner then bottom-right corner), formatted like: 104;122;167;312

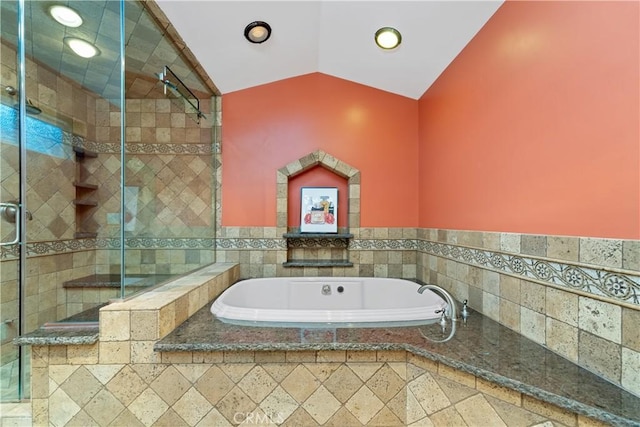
244;21;272;44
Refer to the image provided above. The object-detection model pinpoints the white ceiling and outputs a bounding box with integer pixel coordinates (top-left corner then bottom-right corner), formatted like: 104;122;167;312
155;1;503;99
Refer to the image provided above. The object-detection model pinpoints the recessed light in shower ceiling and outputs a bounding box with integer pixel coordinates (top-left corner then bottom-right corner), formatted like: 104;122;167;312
49;5;83;28
375;27;402;50
64;37;100;58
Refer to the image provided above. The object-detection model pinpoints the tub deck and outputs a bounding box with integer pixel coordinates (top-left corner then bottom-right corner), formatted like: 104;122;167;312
156;304;640;426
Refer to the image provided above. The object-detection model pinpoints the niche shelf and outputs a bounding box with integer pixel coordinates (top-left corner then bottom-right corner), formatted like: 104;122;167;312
282;232;354;268
73;146;99;239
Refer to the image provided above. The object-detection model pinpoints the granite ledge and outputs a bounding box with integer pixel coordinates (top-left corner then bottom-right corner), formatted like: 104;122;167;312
14;327;99;346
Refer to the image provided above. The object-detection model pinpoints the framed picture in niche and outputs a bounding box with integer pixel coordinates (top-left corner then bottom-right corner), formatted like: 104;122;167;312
300;187;337;233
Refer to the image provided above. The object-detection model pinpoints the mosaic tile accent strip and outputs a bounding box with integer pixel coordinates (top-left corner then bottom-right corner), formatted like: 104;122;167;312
4;232;638;307
418;240;640;306
68;134;213;155
0;238;218;259
217;238;285;250
350;239;418;250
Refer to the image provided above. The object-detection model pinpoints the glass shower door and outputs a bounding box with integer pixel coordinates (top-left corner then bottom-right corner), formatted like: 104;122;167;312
0;0;25;401
1;0;126;401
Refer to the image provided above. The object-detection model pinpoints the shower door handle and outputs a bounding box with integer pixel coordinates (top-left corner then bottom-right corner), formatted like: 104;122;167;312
0;202;20;246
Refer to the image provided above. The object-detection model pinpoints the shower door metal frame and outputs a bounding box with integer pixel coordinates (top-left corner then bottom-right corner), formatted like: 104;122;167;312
15;0;28;400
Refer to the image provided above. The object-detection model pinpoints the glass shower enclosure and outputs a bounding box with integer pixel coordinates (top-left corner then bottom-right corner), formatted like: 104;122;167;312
0;0;217;401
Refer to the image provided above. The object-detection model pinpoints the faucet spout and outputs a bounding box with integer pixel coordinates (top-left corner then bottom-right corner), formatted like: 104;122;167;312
417;284;459;322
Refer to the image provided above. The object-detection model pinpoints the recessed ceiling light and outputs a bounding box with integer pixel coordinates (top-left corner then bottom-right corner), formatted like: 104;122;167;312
375;27;402;50
49;5;83;28
64;37;100;58
244;21;272;44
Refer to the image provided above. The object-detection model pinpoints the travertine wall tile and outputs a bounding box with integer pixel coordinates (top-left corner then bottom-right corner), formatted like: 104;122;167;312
521;280;546;313
521;307;546;345
483;270;500;295
483;292;501;322
578;297;621;344
438;364;476;389
500;275;521;303
130;341;160;364
100;310;131;342
580;238;623;268
546;287;579;327
66;343;98;365
48;346;68;365
33;348;592;426
622;240;640;271
578;331;621;383
500;233;521;253
621;348;640;397
546;317;579;362
547;236;580;262
130;310;159;341
622;307;640;352
99;341;131;364
500;298;521;332
376;350;406;362
522;395;577;426
456;393;508;427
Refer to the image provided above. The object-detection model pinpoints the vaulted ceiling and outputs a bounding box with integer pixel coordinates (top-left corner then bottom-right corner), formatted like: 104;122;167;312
155;1;504;99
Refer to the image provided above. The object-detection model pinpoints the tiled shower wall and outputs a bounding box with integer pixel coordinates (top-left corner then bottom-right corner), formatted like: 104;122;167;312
214;228;640;398
1;41;102;364
1;39;218;362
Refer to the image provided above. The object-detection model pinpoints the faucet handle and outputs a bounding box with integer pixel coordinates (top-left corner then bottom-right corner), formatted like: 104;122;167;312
461;299;469;320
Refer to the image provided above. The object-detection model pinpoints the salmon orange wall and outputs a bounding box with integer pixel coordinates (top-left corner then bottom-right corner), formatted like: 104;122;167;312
222;72;418;227
418;1;640;239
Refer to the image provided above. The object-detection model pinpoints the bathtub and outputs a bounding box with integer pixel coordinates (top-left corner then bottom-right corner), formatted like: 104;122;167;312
210;277;448;326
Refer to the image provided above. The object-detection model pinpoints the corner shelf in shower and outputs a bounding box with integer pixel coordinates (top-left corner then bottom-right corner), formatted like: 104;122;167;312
73;146;99;239
73;146;98;158
73;199;98;207
73;181;98;191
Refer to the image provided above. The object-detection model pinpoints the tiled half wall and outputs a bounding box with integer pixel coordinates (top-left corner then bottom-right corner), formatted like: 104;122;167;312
31;348;605;427
215;228;640;398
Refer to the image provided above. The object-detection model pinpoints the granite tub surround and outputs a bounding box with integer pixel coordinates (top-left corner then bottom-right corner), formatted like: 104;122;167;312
214;226;640;397
18;262;638;426
156;305;640;426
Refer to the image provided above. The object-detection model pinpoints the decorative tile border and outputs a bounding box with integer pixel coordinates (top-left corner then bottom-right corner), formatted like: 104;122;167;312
0;238;218;259
65;133;213;154
3;233;638;307
350;239;418;250
217;238;285;249
418;240;640;306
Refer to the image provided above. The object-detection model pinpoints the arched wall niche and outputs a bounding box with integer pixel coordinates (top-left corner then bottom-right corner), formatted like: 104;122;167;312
276;150;360;235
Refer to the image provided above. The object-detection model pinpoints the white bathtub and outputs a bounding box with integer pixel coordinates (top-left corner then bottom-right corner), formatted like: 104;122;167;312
210;277;448;326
